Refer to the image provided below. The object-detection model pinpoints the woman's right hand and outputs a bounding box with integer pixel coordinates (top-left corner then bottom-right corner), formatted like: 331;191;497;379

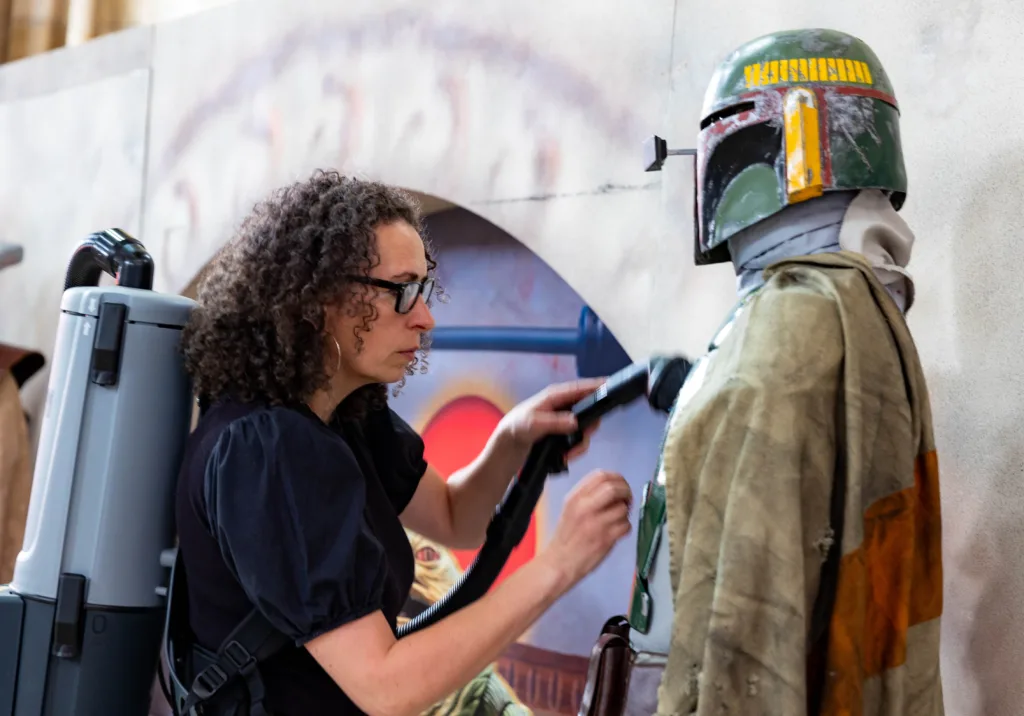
540;469;633;589
308;467;633;716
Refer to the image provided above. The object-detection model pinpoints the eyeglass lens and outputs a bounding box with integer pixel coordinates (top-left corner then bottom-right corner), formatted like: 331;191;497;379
399;279;435;313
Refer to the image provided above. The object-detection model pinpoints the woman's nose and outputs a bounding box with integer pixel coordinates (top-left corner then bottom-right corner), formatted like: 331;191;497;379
408;296;436;330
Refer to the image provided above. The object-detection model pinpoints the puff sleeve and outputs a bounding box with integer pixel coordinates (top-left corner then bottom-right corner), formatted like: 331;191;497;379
203;407;389;645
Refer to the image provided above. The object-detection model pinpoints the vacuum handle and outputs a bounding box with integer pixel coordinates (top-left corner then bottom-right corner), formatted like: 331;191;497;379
572;361;651;428
561;356;692;456
64;228;155;291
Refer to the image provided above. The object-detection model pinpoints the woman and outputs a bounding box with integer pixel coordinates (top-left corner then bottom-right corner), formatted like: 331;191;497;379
175;170;633;716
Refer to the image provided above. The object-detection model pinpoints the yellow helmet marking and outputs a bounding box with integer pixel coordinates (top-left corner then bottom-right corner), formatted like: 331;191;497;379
783;88;824;204
744;58;875;89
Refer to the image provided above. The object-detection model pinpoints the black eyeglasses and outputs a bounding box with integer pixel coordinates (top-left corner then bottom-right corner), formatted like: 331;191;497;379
348;276;436;314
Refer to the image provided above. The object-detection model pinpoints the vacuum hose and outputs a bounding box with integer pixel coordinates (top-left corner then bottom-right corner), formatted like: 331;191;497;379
396;355;692;638
64;228;154;290
397;433;565;638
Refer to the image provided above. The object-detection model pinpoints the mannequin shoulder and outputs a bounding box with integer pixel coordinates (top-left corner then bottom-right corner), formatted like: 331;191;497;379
725;278;845;389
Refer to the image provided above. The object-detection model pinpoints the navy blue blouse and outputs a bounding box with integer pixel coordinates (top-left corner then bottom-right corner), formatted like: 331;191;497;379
174;397;427;715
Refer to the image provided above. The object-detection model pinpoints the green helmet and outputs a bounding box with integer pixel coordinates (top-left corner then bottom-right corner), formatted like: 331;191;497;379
689;29;907;265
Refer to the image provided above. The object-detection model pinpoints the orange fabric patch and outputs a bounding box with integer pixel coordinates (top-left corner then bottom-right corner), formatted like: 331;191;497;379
820;450;943;714
910;451;943;625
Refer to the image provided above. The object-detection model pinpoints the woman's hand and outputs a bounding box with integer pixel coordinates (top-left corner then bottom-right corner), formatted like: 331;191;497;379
537;469;633;587
308;470;632;716
494;378;606;463
415;377;609;552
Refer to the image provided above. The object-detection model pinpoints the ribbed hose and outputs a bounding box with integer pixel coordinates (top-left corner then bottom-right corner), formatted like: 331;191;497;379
64;228;154;290
396;436;565;638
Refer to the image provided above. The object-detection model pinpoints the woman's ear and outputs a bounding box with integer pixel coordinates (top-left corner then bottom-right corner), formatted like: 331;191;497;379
321;303;346;338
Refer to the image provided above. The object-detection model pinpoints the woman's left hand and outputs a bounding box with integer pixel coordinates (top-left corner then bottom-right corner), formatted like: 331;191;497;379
495;378;606;463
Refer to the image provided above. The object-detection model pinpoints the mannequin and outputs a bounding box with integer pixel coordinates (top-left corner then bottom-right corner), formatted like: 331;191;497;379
615;29;945;716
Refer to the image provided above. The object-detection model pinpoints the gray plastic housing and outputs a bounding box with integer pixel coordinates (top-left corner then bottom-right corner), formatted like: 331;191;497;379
10;286;195;608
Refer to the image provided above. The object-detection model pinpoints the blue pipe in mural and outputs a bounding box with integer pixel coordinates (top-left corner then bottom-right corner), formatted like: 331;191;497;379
429;306;632;379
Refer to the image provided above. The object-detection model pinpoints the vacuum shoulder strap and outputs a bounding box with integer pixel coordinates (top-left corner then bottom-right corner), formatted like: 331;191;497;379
183;607;291;716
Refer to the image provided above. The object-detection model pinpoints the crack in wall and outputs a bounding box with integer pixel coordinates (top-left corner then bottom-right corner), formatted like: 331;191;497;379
472;181;660;205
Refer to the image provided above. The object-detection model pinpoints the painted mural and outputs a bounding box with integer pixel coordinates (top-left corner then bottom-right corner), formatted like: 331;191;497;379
398;529;531;716
388;204;670;715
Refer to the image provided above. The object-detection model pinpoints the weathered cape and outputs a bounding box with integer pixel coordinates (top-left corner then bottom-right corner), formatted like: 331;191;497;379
655;250;944;715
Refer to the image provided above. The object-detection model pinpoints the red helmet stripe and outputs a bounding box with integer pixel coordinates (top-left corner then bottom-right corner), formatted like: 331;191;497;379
828;85;899;109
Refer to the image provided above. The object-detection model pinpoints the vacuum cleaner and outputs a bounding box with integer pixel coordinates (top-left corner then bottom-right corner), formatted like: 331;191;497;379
0;229;691;715
0;229;196;714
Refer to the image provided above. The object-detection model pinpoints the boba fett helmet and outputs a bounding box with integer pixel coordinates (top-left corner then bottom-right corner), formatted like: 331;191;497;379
645;28;907;265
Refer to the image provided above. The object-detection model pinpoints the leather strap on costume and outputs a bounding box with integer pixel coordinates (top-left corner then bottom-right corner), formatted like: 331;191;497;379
577;616;633;716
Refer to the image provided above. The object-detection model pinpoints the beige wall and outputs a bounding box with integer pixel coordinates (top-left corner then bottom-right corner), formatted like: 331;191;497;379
0;0;1020;713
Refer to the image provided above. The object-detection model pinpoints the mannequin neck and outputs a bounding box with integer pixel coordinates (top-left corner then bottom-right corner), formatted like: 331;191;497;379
727;191;857;299
726;189;915;313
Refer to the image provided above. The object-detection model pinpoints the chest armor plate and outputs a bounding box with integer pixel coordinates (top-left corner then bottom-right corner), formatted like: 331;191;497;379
626;290;759;654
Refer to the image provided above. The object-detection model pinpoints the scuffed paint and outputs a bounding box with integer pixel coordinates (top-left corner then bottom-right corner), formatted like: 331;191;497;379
800;28;855;54
826;91;882;169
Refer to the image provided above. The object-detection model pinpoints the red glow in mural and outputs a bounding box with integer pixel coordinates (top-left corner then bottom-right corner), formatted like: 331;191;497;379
420;395;538;588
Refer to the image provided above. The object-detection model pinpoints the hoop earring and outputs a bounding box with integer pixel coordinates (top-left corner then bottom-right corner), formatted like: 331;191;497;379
328;333;342;373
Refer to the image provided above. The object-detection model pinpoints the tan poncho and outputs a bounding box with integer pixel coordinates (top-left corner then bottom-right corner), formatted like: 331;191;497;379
656;251;944;715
